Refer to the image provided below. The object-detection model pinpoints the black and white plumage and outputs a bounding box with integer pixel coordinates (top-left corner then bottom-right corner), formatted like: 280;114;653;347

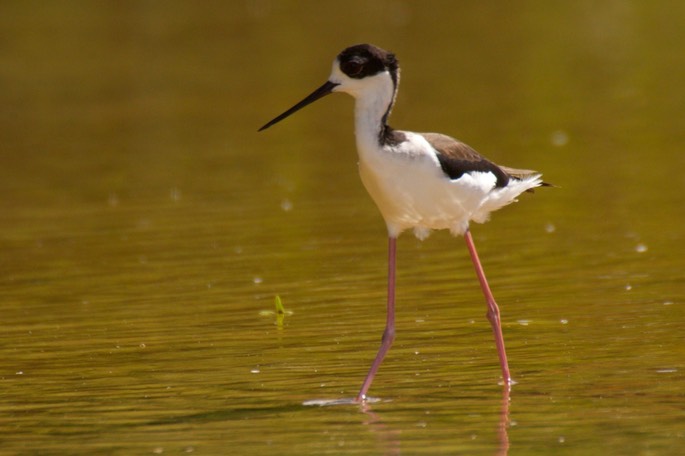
260;44;547;402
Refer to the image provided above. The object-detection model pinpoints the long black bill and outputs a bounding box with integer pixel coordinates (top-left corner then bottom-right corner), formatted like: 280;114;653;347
258;80;339;132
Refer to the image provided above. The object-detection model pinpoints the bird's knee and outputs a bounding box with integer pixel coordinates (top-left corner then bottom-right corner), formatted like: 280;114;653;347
486;305;500;325
382;327;396;344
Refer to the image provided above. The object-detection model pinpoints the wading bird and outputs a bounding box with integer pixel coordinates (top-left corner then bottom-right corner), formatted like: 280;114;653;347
259;44;548;402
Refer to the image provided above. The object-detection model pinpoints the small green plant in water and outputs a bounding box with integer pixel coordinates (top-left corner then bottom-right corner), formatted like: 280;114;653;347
259;295;293;328
274;295;287;315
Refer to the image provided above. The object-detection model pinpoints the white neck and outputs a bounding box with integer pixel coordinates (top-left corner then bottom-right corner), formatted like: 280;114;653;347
345;72;397;158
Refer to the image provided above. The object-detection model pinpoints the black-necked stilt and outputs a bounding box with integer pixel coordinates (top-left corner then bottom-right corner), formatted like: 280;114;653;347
259;44;548;402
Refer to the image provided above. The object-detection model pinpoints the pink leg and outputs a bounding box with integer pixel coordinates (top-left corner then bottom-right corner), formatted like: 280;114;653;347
464;229;512;385
356;237;397;402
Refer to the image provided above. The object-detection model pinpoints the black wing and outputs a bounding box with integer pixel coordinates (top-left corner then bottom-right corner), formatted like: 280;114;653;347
422;133;510;188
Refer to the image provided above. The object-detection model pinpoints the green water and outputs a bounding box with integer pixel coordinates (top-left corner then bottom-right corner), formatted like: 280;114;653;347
2;1;684;454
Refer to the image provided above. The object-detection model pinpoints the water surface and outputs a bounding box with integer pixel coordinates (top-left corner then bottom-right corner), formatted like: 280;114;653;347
2;1;684;454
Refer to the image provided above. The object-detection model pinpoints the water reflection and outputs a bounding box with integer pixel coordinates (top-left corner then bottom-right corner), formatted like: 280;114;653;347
303;385;511;455
359;386;510;455
497;387;511;456
359;403;403;456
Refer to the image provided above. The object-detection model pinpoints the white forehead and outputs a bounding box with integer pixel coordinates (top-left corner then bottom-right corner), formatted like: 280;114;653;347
328;58;346;84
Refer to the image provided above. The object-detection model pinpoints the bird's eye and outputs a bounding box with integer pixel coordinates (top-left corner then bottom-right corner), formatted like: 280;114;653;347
342;59;363;77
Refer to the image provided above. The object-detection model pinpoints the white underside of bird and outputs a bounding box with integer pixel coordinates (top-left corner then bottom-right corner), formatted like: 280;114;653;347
357;131;542;240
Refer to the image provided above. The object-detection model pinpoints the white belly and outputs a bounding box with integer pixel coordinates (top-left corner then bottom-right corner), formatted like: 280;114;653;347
358;144;540;240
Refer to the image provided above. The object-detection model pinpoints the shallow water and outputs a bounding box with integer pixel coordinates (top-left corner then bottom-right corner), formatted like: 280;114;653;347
2;1;685;454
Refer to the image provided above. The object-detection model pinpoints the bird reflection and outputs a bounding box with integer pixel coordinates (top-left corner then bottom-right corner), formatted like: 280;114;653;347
352;385;511;455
